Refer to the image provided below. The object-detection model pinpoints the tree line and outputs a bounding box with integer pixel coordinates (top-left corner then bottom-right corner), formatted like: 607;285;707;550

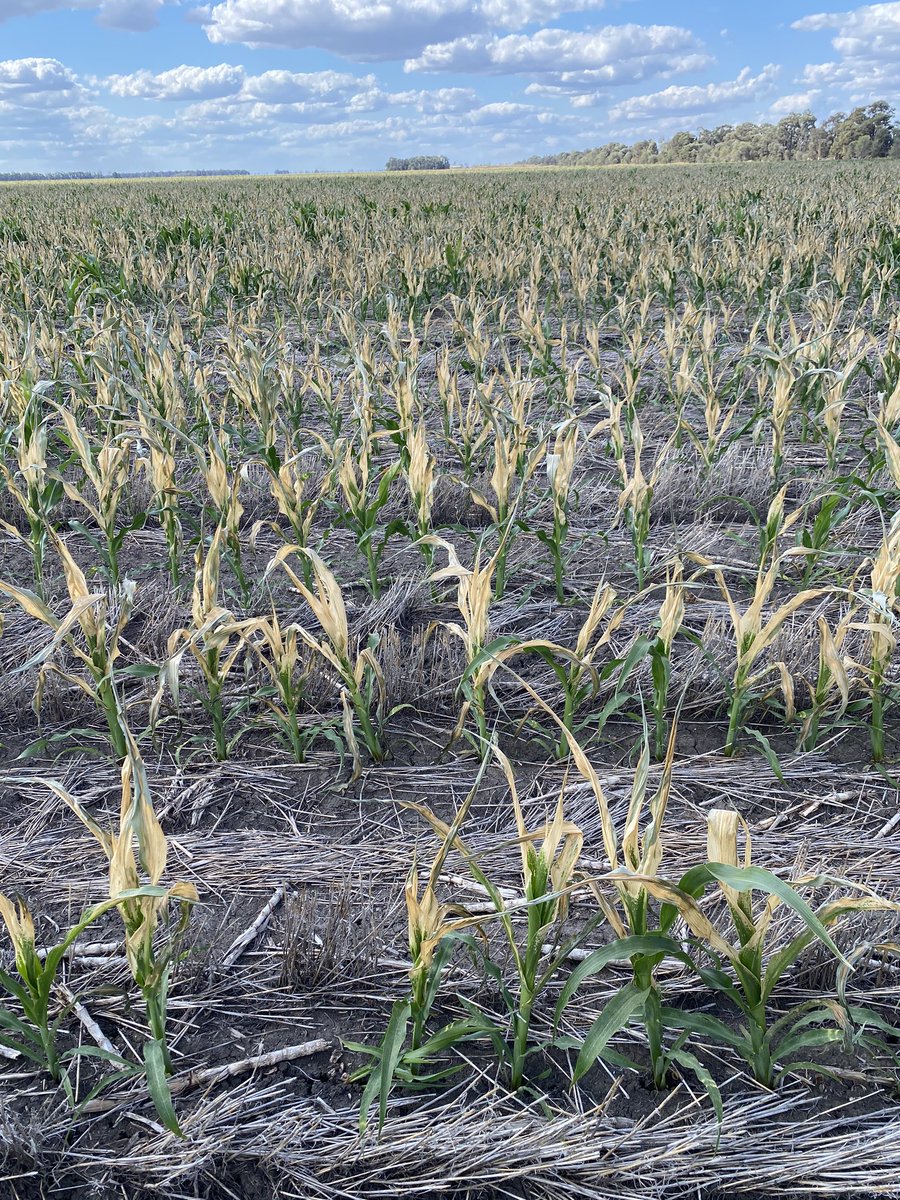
385;156;451;171
523;102;898;167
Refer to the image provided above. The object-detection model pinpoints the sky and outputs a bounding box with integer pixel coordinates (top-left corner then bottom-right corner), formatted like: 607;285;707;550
0;0;898;172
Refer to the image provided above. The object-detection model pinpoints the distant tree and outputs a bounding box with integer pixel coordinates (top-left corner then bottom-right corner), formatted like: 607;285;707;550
386;155;450;171
831;103;895;159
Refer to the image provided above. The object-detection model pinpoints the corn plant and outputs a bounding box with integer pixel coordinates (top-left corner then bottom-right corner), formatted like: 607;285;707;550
349;768;494;1133
0;398;62;595
537;420;579;601
648;561;685;760
472;581;645;759
267;545;387;774
327;435;402;598
195;428;250;602
661;809;898;1088
55;407;142;589
402;419;436;574
410;746;586;1092
0;536;140;760
154;527;247;761
799;612;856;751
611;408;668;589
240;611;334;762
424;535;497;746
0;892;138;1103
41;729;198;1130
134;415;181;587
696;553;823;756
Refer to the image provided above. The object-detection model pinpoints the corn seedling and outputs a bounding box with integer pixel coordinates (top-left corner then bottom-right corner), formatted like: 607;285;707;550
410;746;586;1092
697;553;822;756
267;544;387;773
536;420;579;601
0;891;140;1103
240;611;331;762
328;434;402;598
800;611;856;751
55;407;142;588
40;730;197;1130
662;809;898;1088
349;767;494;1134
0;397;62;595
424;535;498;746
155;527;247;761
0;535;142;759
648;561;685;760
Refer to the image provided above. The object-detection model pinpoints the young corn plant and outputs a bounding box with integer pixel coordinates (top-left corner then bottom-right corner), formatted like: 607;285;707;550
240;611;331;762
328;434;402;598
648;561;685;761
403;419;436;575
349;770;494;1134
475;581;640;759
255;428;328;588
134;413;182;587
799;611;856;752
155;527;247;762
195;430;250;603
696;551;823;756
0;891;143;1103
663;809;899;1088
0;401;62;596
558;724;705;1093
42;729;198;1130
55;409;143;590
470;418;526;601
611;408;669;590
537;420;579;602
410;746;586;1092
424;535;498;747
267;544;388;775
0;535;138;760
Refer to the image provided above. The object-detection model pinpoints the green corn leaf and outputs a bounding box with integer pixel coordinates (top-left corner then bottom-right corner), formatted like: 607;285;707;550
572;983;649;1084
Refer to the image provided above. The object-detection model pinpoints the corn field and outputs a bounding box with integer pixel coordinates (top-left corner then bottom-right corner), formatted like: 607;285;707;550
1;163;900;1199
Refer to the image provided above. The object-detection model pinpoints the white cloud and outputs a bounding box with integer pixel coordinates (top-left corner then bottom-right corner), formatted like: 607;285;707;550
792;2;900;99
406;23;708;84
196;0;611;59
241;69;372;102
769;90;820;114
199;0;476;58
0;57;83;105
107;63;245;100
608;64;780;121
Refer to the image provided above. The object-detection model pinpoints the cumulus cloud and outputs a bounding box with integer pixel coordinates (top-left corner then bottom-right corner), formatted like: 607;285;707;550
608;64;780;121
107;63;245;100
199;0;476;58
792;2;900;98
241;69;372;102
406;23;708;84
196;0;611;59
769;90;821;114
0;57;84;105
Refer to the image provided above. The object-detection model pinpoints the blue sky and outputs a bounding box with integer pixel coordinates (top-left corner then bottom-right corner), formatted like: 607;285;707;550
0;0;897;171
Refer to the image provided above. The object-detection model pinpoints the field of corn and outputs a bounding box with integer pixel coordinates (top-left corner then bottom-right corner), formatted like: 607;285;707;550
1;162;900;1199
